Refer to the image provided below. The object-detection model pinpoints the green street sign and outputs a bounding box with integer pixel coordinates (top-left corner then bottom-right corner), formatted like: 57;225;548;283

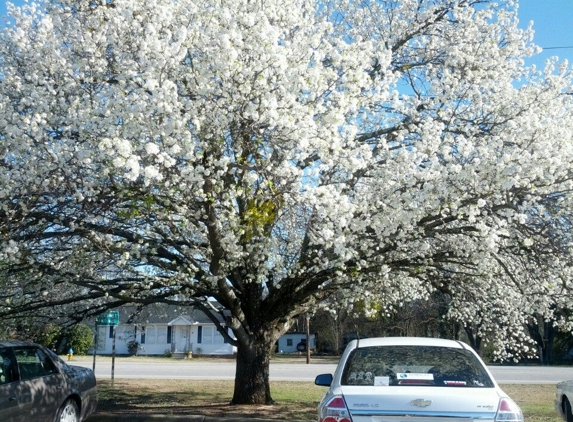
96;311;119;326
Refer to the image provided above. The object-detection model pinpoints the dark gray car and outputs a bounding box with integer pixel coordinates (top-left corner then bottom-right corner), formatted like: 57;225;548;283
0;341;97;422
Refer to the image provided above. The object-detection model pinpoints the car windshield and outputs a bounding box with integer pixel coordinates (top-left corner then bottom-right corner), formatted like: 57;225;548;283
341;345;494;388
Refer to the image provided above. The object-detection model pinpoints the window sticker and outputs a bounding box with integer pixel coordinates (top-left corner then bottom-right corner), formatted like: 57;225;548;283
444;380;467;386
397;373;434;380
348;371;374;382
374;376;390;386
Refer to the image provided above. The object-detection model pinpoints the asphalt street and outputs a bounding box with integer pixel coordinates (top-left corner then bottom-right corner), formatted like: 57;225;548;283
70;357;573;384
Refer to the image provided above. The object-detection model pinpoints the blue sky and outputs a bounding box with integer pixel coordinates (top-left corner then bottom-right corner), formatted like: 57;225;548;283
1;0;573;68
519;0;573;68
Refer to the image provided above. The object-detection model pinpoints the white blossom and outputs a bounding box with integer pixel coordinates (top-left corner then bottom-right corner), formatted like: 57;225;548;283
0;0;572;373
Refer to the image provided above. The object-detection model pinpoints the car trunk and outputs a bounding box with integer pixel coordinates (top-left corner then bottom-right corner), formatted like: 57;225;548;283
340;385;502;422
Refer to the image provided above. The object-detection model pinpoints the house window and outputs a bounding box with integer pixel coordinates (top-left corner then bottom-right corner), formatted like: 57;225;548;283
214;329;224;344
157;327;167;344
287;339;293;346
109;326;114;339
140;326;146;344
146;327;157;344
145;326;170;344
116;326;133;341
199;327;224;344
203;327;213;344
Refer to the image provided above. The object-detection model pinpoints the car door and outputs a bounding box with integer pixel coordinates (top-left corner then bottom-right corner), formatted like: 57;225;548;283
0;347;23;422
12;346;67;422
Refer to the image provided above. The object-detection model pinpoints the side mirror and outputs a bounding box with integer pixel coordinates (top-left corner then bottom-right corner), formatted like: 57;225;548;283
315;373;333;386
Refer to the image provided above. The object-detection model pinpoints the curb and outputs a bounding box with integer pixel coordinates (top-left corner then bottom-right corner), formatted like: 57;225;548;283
85;416;204;421
86;413;310;422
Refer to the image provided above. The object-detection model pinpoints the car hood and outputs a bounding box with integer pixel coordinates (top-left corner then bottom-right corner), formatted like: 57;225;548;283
338;386;503;420
66;364;92;373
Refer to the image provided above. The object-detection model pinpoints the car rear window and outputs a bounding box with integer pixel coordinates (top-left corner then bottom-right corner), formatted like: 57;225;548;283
14;347;57;381
341;345;494;388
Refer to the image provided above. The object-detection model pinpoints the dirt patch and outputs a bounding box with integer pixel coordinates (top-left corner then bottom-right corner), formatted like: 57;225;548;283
96;379;321;420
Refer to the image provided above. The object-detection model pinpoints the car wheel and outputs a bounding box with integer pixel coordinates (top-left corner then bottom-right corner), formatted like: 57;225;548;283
56;398;80;422
565;398;573;422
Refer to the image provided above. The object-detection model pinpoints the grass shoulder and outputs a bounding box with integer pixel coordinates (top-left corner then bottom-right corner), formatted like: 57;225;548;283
92;379;560;422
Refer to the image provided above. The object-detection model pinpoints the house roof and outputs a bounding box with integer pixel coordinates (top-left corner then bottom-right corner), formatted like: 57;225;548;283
282;332;315;336
168;315;196;326
106;302;225;325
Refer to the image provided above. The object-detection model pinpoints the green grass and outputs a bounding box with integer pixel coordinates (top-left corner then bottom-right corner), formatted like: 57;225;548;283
501;384;560;422
95;379;324;420
94;380;562;421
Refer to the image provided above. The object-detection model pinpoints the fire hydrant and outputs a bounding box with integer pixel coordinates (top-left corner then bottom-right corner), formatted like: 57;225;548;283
67;347;74;361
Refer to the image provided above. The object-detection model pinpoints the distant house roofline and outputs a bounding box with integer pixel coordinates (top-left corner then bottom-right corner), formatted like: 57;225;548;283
168;315;196;326
93;302;226;326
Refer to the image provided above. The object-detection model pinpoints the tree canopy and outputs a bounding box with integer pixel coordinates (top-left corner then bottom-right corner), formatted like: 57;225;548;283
1;0;573;404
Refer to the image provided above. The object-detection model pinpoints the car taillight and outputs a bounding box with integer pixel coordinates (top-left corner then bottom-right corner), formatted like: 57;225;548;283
495;398;523;422
319;396;352;422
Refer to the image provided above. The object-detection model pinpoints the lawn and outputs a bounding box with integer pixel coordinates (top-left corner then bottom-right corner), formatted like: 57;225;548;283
503;384;560;422
94;379;562;421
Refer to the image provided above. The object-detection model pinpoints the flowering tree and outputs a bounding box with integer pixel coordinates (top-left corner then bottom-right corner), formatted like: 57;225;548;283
1;0;573;404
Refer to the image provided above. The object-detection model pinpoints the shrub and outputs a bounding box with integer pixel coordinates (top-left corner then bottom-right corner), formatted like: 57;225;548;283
65;324;94;355
36;323;63;350
127;340;139;355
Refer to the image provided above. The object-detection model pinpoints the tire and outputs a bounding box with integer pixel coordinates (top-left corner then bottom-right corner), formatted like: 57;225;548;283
296;342;306;352
564;398;573;422
56;398;80;422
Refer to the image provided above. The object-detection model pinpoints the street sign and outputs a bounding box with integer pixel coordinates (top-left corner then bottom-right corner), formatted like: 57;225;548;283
96;311;119;326
94;310;120;387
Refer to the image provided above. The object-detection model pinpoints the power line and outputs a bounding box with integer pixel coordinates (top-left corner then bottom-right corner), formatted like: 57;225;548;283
542;46;573;50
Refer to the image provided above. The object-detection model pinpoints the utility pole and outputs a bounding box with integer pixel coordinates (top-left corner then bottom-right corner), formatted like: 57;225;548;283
306;314;311;364
111;325;116;387
92;327;97;372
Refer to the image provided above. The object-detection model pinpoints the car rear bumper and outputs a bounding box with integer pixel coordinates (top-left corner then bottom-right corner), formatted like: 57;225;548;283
80;385;98;421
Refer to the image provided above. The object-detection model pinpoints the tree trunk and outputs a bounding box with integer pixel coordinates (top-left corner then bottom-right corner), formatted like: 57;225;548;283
545;322;555;364
231;330;275;404
527;315;556;364
463;325;482;354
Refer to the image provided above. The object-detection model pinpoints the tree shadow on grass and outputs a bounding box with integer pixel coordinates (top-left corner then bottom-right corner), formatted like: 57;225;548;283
94;380;316;420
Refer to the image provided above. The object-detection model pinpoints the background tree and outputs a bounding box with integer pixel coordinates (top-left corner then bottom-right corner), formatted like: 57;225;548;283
35;323;63;351
311;297;351;354
1;0;573;404
64;323;94;355
311;291;458;354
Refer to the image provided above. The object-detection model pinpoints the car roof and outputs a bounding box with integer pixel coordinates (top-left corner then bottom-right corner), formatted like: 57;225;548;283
0;340;41;348
347;336;469;349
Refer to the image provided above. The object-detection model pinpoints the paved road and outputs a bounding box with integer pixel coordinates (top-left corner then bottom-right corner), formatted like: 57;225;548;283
74;359;334;381
70;358;573;384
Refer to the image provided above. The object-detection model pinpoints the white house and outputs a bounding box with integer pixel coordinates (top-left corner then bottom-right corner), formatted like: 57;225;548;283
276;332;316;353
94;303;236;356
93;303;318;357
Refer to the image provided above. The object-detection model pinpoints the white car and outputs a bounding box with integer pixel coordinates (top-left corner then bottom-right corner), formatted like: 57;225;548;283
315;337;523;422
555;380;573;422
